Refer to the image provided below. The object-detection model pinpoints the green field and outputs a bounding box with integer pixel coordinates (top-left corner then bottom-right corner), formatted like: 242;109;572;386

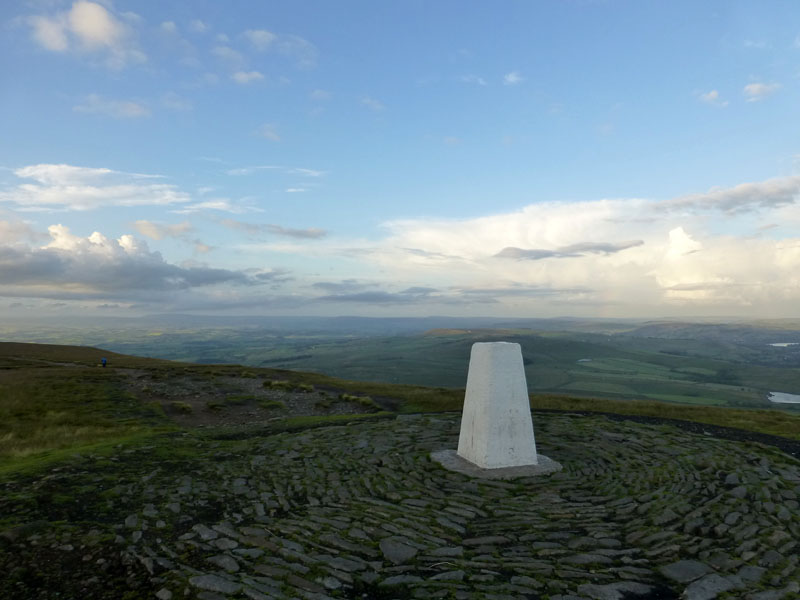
3;318;800;417
2;341;800;480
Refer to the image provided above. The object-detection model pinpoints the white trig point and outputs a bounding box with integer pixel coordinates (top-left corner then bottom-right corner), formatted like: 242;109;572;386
457;342;539;469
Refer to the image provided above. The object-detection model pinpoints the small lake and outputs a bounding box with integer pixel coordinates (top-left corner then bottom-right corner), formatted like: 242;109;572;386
769;342;799;347
768;392;800;404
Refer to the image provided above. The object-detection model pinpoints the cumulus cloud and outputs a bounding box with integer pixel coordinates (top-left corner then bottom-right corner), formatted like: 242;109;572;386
344;177;800;315
503;71;523;85
743;82;781;102
73;94;150;118
27;1;145;69
0;164;190;211
0;225;275;299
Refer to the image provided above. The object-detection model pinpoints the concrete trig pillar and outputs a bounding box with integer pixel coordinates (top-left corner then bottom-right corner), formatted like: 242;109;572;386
457;342;539;469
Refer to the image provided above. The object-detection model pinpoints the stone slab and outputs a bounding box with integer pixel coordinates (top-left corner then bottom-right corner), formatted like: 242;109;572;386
431;449;562;479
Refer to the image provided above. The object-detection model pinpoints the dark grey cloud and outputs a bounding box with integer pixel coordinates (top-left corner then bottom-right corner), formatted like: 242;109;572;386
318;286;458;306
663;282;751;292
0;244;283;299
220;218;327;239
402;248;462;260
318;291;427;305
495;248;562;260
311;279;368;293
559;240;644;254
457;285;590;298
495;240;643;260
660;176;800;214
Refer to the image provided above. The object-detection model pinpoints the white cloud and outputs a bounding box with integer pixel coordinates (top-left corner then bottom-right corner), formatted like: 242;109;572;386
460;74;487;86
160;21;177;34
301;175;800;314
133;220;193;241
231;70;264;84
503;71;523;85
211;45;244;66
225;165;325;177
73;94;150;118
172;199;258;214
743;82;781;102
188;19;208;34
286;188;307;193
243;29;277;50
698;90;728;107
310;89;331;101
29;15;69;51
0;164;190;211
256;124;281;141
27;1;145;69
161;92;192;111
361;96;385;111
277;35;318;68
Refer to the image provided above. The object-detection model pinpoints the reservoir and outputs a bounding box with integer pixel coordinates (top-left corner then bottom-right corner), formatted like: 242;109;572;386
768;392;800;404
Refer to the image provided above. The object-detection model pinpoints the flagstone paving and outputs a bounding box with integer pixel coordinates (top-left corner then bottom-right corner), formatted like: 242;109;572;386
2;412;800;599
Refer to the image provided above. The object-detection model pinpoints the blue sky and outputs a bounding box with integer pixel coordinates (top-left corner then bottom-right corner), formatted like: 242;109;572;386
1;0;799;318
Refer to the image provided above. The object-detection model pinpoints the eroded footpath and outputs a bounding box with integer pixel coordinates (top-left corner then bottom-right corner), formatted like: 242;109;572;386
2;413;800;600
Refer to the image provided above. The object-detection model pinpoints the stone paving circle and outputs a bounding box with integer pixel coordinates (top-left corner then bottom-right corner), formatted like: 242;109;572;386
86;413;800;598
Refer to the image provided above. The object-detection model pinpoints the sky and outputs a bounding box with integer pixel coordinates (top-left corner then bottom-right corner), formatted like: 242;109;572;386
1;0;800;320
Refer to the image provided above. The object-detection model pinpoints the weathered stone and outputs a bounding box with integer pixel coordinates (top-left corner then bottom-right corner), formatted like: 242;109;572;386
380;537;419;564
206;554;239;572
463;535;510;546
683;573;739;600
660;560;713;583
381;574;423;586
192;524;218;541
429;546;464;557
188;575;241;594
430;570;465;581
577;581;658;600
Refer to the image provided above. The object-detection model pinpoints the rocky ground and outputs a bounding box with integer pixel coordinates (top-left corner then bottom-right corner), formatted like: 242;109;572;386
2;411;800;600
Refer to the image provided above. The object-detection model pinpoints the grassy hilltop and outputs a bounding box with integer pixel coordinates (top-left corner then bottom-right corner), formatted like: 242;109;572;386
3;341;800;599
2;340;800;478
